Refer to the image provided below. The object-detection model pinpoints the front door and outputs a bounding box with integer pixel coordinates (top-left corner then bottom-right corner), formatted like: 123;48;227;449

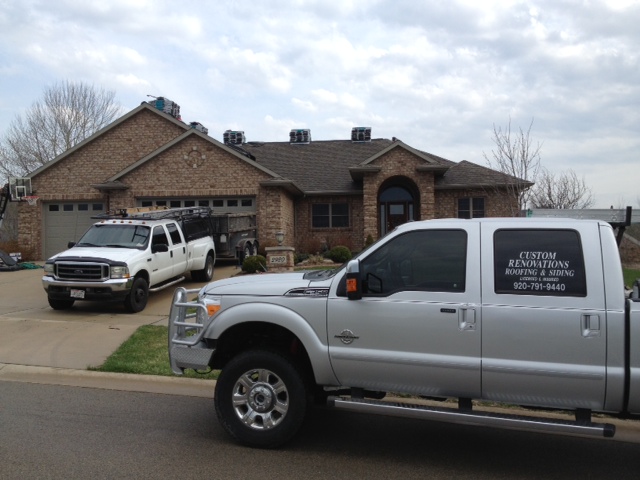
379;184;416;236
386;203;409;233
327;224;481;398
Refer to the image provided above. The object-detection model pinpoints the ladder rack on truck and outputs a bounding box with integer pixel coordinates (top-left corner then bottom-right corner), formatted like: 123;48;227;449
527;206;635;245
93;206;213;221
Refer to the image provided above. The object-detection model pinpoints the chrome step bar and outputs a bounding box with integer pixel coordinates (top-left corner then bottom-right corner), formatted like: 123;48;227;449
328;397;616;439
149;276;186;292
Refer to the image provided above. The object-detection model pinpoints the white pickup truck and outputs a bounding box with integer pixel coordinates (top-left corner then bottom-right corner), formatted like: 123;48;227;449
43;206;216;313
168;217;640;448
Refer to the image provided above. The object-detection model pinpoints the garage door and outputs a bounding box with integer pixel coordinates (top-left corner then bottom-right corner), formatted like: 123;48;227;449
43;202;104;259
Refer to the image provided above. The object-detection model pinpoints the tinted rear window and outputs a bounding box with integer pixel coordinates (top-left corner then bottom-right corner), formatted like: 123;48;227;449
494;229;587;297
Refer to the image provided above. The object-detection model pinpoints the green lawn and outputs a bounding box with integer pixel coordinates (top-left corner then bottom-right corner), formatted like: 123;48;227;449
624;268;640;288
91;324;218;380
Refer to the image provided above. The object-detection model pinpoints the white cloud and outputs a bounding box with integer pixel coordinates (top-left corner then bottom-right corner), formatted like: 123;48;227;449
0;0;638;205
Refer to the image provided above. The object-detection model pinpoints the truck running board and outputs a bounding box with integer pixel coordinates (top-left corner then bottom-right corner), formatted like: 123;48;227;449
149;276;185;293
328;397;616;439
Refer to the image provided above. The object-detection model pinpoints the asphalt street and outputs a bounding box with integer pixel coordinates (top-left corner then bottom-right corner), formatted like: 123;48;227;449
3;381;640;480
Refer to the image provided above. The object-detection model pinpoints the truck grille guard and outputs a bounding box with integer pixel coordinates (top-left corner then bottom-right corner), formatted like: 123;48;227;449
168;287;215;374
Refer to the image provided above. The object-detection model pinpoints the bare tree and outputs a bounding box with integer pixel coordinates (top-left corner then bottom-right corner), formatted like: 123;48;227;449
0;81;122;180
530;167;594;209
483;117;541;215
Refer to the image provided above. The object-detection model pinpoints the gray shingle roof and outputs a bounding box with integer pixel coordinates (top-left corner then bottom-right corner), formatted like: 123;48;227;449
436;160;534;189
241;138;471;194
241;139;394;193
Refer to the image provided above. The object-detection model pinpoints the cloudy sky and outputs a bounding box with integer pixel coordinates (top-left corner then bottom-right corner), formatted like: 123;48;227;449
1;0;638;208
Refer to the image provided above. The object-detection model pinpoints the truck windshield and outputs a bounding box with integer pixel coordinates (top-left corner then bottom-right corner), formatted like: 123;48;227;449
76;224;151;249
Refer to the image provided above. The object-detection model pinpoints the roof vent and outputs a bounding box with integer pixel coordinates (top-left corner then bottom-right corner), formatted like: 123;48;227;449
351;127;371;142
147;96;181;119
223;130;245;145
189;122;208;135
289;129;311;144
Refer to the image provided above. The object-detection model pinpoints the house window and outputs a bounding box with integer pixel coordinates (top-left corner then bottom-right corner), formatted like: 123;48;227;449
312;203;349;228
458;198;485;219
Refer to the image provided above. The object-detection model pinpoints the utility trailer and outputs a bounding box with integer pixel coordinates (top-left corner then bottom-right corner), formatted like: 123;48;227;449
210;212;259;261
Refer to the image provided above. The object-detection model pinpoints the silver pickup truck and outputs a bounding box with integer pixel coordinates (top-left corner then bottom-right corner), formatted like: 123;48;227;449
169;217;640;448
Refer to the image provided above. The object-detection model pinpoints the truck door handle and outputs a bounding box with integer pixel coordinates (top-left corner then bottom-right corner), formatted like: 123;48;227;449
581;314;601;337
459;304;476;331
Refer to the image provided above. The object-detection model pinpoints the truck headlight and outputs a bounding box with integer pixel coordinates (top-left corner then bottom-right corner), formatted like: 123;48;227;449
44;263;55;276
110;266;130;279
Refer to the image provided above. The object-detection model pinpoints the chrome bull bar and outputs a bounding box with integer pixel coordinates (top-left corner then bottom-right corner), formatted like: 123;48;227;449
168;287;215;374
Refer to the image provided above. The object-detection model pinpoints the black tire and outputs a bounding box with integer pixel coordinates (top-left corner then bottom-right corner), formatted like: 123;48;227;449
214;350;309;448
48;297;75;310
123;276;148;313
192;253;215;282
244;243;253;258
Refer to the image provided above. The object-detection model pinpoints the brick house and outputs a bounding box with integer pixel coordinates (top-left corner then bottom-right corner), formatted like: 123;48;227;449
17;101;529;260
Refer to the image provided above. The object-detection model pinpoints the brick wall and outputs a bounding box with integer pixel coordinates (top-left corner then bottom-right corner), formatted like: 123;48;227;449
113;135;269;205
257;188;295;252
435;189;518;218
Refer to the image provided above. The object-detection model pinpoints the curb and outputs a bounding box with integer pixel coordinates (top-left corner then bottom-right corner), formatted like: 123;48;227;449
0;363;216;398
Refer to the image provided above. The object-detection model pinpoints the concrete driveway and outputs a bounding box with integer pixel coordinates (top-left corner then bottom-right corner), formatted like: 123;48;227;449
0;263;239;370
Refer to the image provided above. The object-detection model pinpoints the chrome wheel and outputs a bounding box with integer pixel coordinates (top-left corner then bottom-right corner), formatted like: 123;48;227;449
215;350;308;447
232;368;289;430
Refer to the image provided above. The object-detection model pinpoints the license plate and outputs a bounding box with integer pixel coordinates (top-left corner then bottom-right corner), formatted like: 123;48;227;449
70;289;85;299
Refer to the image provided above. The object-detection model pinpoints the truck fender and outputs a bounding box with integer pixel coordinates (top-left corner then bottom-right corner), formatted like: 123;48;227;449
206;302;337;385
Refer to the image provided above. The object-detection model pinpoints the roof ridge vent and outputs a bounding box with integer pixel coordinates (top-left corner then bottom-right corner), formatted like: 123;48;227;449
290;128;311;144
223;130;245;145
351;127;371;142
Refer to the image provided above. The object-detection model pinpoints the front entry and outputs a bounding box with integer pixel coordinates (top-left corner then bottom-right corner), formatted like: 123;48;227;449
379;182;418;236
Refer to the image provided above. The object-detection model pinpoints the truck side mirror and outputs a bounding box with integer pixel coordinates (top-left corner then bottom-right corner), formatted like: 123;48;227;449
346;259;362;300
68;241;76;248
